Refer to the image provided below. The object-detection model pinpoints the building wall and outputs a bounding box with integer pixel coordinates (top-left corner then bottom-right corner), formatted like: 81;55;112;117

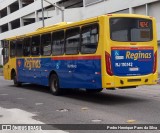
0;0;83;44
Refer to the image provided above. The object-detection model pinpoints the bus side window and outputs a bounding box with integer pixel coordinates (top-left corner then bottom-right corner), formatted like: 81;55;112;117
52;31;64;56
41;33;51;56
10;40;16;58
65;28;80;55
2;40;9;65
23;38;31;56
31;36;40;56
81;24;99;54
16;39;23;57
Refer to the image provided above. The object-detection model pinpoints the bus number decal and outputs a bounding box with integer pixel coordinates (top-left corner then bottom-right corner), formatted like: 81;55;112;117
139;21;149;28
24;58;41;70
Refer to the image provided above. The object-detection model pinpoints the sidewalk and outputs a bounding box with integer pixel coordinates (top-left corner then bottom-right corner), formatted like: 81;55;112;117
0;107;68;133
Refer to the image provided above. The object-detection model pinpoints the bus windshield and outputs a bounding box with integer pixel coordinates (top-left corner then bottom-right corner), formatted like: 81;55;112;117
110;17;153;42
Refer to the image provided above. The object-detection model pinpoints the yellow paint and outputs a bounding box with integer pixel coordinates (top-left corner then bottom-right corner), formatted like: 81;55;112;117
3;57;16;80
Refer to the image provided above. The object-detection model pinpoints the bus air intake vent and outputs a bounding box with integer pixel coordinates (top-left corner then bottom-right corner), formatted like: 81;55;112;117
128;79;141;82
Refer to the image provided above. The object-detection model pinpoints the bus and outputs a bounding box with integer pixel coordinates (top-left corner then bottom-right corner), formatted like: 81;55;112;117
2;14;158;95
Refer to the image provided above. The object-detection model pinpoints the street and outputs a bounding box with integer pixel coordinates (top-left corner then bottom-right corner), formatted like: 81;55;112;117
0;76;160;133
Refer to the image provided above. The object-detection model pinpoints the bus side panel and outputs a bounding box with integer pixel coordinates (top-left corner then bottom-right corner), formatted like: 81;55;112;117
50;57;102;89
3;63;10;80
16;58;44;84
16;57;102;89
42;58;75;87
71;58;102;89
50;57;76;88
16;58;78;87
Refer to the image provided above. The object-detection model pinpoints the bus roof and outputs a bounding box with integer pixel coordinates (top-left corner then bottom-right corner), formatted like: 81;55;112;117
6;14;154;41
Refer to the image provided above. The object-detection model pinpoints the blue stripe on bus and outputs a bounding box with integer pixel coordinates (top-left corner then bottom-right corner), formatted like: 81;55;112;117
16;57;102;89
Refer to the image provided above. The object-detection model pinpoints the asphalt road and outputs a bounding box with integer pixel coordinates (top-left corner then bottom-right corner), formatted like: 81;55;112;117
0;76;160;133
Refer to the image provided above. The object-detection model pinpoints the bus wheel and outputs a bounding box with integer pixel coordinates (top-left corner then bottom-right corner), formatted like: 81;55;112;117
50;74;61;95
13;73;21;87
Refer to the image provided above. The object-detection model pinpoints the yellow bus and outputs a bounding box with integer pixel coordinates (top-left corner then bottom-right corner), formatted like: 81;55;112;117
2;14;158;95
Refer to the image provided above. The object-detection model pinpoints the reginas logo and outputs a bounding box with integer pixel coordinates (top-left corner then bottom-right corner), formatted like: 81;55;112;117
24;58;41;70
126;51;152;60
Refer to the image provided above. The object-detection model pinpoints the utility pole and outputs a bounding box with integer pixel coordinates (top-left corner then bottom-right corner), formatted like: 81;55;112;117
41;0;45;27
44;0;64;22
41;0;65;27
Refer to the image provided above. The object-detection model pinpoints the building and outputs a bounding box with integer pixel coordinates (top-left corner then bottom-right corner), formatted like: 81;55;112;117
0;0;160;65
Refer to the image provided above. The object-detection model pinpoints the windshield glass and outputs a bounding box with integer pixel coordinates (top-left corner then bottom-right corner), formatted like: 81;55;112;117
110;17;153;42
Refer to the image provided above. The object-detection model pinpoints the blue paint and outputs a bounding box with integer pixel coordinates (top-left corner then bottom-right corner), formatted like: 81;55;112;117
16;58;102;89
111;48;154;76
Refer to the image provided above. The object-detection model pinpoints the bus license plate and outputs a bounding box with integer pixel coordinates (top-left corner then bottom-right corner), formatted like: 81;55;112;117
129;67;139;72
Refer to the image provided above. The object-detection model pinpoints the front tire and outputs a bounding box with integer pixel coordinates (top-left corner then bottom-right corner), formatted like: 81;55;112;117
13;73;22;87
50;74;61;95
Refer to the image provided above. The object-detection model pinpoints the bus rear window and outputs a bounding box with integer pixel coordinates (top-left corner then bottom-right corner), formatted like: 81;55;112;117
110;18;153;42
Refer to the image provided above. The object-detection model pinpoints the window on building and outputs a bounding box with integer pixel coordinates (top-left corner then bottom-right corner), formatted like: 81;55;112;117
16;39;23;57
31;36;40;56
41;33;51;56
10;40;16;57
81;24;99;54
85;0;104;6
23;38;31;56
52;31;64;56
65;28;80;55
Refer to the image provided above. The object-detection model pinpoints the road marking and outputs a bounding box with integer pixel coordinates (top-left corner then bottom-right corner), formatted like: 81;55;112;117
17;97;24;100
127;120;136;123
35;103;44;106
0;94;8;95
81;107;89;111
56;109;69;112
91;119;102;122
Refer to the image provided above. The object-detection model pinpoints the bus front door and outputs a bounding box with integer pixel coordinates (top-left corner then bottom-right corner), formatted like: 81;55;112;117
2;41;10;80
